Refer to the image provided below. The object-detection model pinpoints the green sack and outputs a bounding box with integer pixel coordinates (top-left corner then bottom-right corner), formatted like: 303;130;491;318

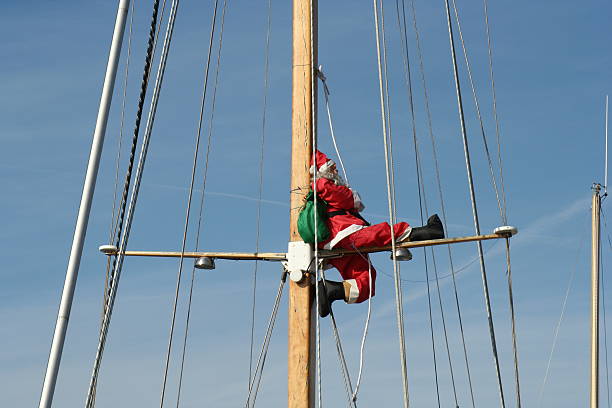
297;191;330;244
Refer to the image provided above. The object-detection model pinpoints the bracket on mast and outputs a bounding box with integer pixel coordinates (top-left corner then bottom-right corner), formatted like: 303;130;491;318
283;241;313;283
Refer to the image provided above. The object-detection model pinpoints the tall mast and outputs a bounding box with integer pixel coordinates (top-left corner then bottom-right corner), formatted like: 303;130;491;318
590;183;602;408
289;0;317;406
38;1;131;407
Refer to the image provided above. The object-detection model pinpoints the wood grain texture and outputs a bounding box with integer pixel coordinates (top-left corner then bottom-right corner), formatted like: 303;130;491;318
288;0;317;407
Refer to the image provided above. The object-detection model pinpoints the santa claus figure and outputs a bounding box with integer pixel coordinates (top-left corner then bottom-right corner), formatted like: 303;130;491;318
311;150;444;317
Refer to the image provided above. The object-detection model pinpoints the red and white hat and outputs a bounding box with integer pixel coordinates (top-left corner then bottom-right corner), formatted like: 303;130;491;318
310;150;335;174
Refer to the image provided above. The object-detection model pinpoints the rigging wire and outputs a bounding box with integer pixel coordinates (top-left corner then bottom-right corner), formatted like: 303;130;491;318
372;0;410;405
328;307;359;408
537;219;589;407
157;1;218;407
249;0;272;388
86;0;164;404
449;0;505;225
449;2;521;403
108;0;136;245
245;270;289;407
173;2;228;407
97;2;137;404
306;0;323;405
394;0;459;404
504;238;521;408
481;0;508;223
442;0;506;406
101;0;136;345
405;0;476;404
377;239;499;283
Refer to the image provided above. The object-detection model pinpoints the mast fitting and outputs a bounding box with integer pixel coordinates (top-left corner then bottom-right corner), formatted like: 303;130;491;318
283;241;313;282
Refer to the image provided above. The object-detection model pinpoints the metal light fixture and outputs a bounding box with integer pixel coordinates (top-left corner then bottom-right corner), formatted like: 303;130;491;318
391;248;413;261
195;256;216;270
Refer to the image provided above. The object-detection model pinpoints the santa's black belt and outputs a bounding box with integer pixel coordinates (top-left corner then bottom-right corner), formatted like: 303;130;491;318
327;210;371;227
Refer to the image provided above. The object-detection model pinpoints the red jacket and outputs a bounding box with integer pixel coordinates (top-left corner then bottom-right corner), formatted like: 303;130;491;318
314;178;367;249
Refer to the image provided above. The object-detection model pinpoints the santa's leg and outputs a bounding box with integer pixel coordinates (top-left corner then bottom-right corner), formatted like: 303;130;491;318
348;221;411;247
327;254;377;304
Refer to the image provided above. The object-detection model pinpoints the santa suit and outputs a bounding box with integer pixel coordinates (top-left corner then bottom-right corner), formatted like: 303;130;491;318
314;176;411;304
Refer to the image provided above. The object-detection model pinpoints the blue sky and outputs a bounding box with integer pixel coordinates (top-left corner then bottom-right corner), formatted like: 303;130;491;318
1;0;611;406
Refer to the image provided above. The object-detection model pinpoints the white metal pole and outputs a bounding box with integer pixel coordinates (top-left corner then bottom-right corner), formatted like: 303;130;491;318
39;1;131;407
605;95;608;195
591;184;602;408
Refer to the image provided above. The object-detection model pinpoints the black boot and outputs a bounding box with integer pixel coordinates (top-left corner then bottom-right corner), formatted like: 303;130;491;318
410;214;445;241
317;280;345;318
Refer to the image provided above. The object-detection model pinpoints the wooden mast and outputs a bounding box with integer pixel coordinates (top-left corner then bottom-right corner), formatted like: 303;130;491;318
289;0;317;406
591;183;602;408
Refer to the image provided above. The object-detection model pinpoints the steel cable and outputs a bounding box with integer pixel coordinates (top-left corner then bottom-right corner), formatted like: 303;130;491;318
394;1;460;404
86;0;163;404
173;2;228;407
373;0;410;405
248;0;272;388
404;0;477;403
245;271;288;407
449;0;505;225
450;3;520;404
442;0;506;406
156;2;218;407
481;0;508;224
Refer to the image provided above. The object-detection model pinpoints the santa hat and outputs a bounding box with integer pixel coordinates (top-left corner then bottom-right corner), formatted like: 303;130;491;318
310;150;335;174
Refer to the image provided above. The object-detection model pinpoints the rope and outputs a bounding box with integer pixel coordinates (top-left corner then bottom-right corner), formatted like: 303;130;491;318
372;1;409;406
442;0;506;406
86;0;163;403
320;267;358;408
245;270;288;407
173;2;227;407
349;247;374;403
317;68;350;185
314;68;369;406
248;0;272;387
157;2;217;407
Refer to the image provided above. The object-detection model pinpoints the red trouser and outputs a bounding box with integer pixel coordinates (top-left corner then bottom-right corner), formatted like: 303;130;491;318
325;222;410;303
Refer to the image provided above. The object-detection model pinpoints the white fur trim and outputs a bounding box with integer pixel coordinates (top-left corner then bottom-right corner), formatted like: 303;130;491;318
323;224;366;249
345;279;360;304
397;226;412;242
318;160;334;174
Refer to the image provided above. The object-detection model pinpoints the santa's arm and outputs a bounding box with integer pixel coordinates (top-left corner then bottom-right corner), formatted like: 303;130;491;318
316;178;362;210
